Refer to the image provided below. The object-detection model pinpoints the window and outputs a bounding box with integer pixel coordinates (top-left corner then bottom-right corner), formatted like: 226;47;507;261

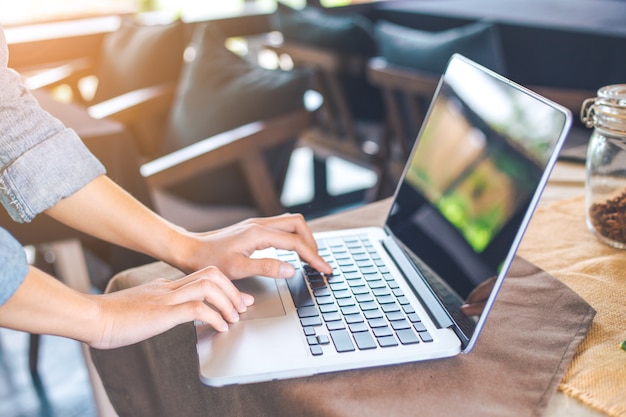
0;0;306;27
0;0;135;26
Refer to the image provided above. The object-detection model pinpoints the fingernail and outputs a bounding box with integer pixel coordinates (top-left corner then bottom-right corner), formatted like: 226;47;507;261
231;309;240;322
242;293;254;307
279;263;295;278
218;321;229;332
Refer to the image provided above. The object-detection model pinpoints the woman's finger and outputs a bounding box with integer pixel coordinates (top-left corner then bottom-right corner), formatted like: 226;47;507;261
166;267;254;317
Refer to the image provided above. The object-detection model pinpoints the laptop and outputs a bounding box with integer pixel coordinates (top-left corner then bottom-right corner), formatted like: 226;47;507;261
195;54;572;386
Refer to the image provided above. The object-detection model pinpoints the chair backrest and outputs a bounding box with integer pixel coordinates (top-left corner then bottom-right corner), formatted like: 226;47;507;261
262;37;394;205
263;38;365;144
366;56;439;170
87;81;177;158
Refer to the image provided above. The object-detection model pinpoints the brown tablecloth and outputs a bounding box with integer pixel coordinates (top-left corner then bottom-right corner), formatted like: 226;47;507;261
90;198;594;417
518;195;626;417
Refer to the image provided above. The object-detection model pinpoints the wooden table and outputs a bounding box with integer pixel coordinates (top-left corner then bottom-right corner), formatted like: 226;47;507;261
538;160;586;207
310;159;606;417
85;153;597;417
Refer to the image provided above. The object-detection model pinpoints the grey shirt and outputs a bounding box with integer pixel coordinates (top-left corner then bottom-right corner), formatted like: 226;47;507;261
0;26;106;306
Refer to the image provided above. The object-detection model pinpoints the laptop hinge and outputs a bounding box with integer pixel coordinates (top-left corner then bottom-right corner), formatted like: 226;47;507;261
383;236;454;331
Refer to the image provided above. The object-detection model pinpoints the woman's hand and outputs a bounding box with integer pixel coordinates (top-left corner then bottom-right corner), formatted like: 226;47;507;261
92;266;254;349
0;265;254;350
172;213;333;280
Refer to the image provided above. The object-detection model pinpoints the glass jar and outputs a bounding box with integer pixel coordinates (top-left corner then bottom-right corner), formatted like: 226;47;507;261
581;84;626;249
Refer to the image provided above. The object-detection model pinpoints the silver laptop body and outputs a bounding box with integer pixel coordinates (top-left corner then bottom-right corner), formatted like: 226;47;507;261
196;54;572;386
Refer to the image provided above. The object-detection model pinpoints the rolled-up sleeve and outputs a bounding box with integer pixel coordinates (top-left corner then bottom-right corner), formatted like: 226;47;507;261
0;26;105;223
0;227;28;306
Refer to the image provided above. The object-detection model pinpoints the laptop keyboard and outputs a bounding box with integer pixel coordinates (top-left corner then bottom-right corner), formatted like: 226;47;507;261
277;235;433;356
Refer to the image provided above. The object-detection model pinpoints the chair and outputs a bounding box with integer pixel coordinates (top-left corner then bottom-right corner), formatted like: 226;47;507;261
89;84;312;228
366;56;440;189
261;36;389;213
26;20;314;231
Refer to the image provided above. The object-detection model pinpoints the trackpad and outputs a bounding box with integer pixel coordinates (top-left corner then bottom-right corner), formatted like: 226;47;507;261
234;276;285;320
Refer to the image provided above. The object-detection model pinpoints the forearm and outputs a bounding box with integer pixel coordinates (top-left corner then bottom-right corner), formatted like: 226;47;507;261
0;266;101;345
44;175;194;270
44;175;332;280
0;264;253;349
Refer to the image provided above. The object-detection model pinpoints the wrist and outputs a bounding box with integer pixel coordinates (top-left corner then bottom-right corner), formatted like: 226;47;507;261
162;226;202;273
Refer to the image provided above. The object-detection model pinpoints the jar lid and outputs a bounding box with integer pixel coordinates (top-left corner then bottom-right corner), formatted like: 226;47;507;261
597;84;626;106
581;84;626;133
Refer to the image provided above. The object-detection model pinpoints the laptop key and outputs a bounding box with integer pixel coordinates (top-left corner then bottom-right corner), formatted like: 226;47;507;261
355;293;374;303
353;331;377;350
327;321;346;331
376;294;396;304
322;312;342;322
396;329;420;345
368;317;388;328
297;305;319;318
340;305;360;315
372;326;393;338
407;313;421;323
390;319;412;330
310;345;323;356
329;330;356;352
418;331;434;343
301;316;322;327
344;272;362;280
372;287;391;297
402;304;416;314
313;287;332;297
363;309;383;320
397;296;410;305
381;302;401;313
337;297;356;307
413;322;427;332
344;313;364;324
349;322;369;333
385;311;404;321
351;286;370;295
368;280;387;289
358;301;378;311
316;295;334;305
309;280;327;290
360;267;378;275
377;335;399;348
285;270;315;308
319;303;338;313
330;282;349;291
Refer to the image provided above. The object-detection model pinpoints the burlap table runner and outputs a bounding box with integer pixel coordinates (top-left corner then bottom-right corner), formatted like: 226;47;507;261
518;195;626;417
90;199;594;417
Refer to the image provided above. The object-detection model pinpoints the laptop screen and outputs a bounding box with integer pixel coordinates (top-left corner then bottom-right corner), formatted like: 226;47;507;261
386;54;571;350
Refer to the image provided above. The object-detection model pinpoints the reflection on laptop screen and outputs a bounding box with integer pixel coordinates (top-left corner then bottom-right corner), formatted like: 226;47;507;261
386;55;569;349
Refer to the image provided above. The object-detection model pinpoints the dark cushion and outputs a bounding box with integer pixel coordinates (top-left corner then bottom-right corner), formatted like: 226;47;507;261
160;23;310;206
270;3;377;56
374;20;507;76
270;4;383;121
93;18;185;103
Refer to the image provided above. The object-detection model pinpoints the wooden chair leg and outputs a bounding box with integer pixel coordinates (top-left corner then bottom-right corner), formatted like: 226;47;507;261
31;240;119;417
